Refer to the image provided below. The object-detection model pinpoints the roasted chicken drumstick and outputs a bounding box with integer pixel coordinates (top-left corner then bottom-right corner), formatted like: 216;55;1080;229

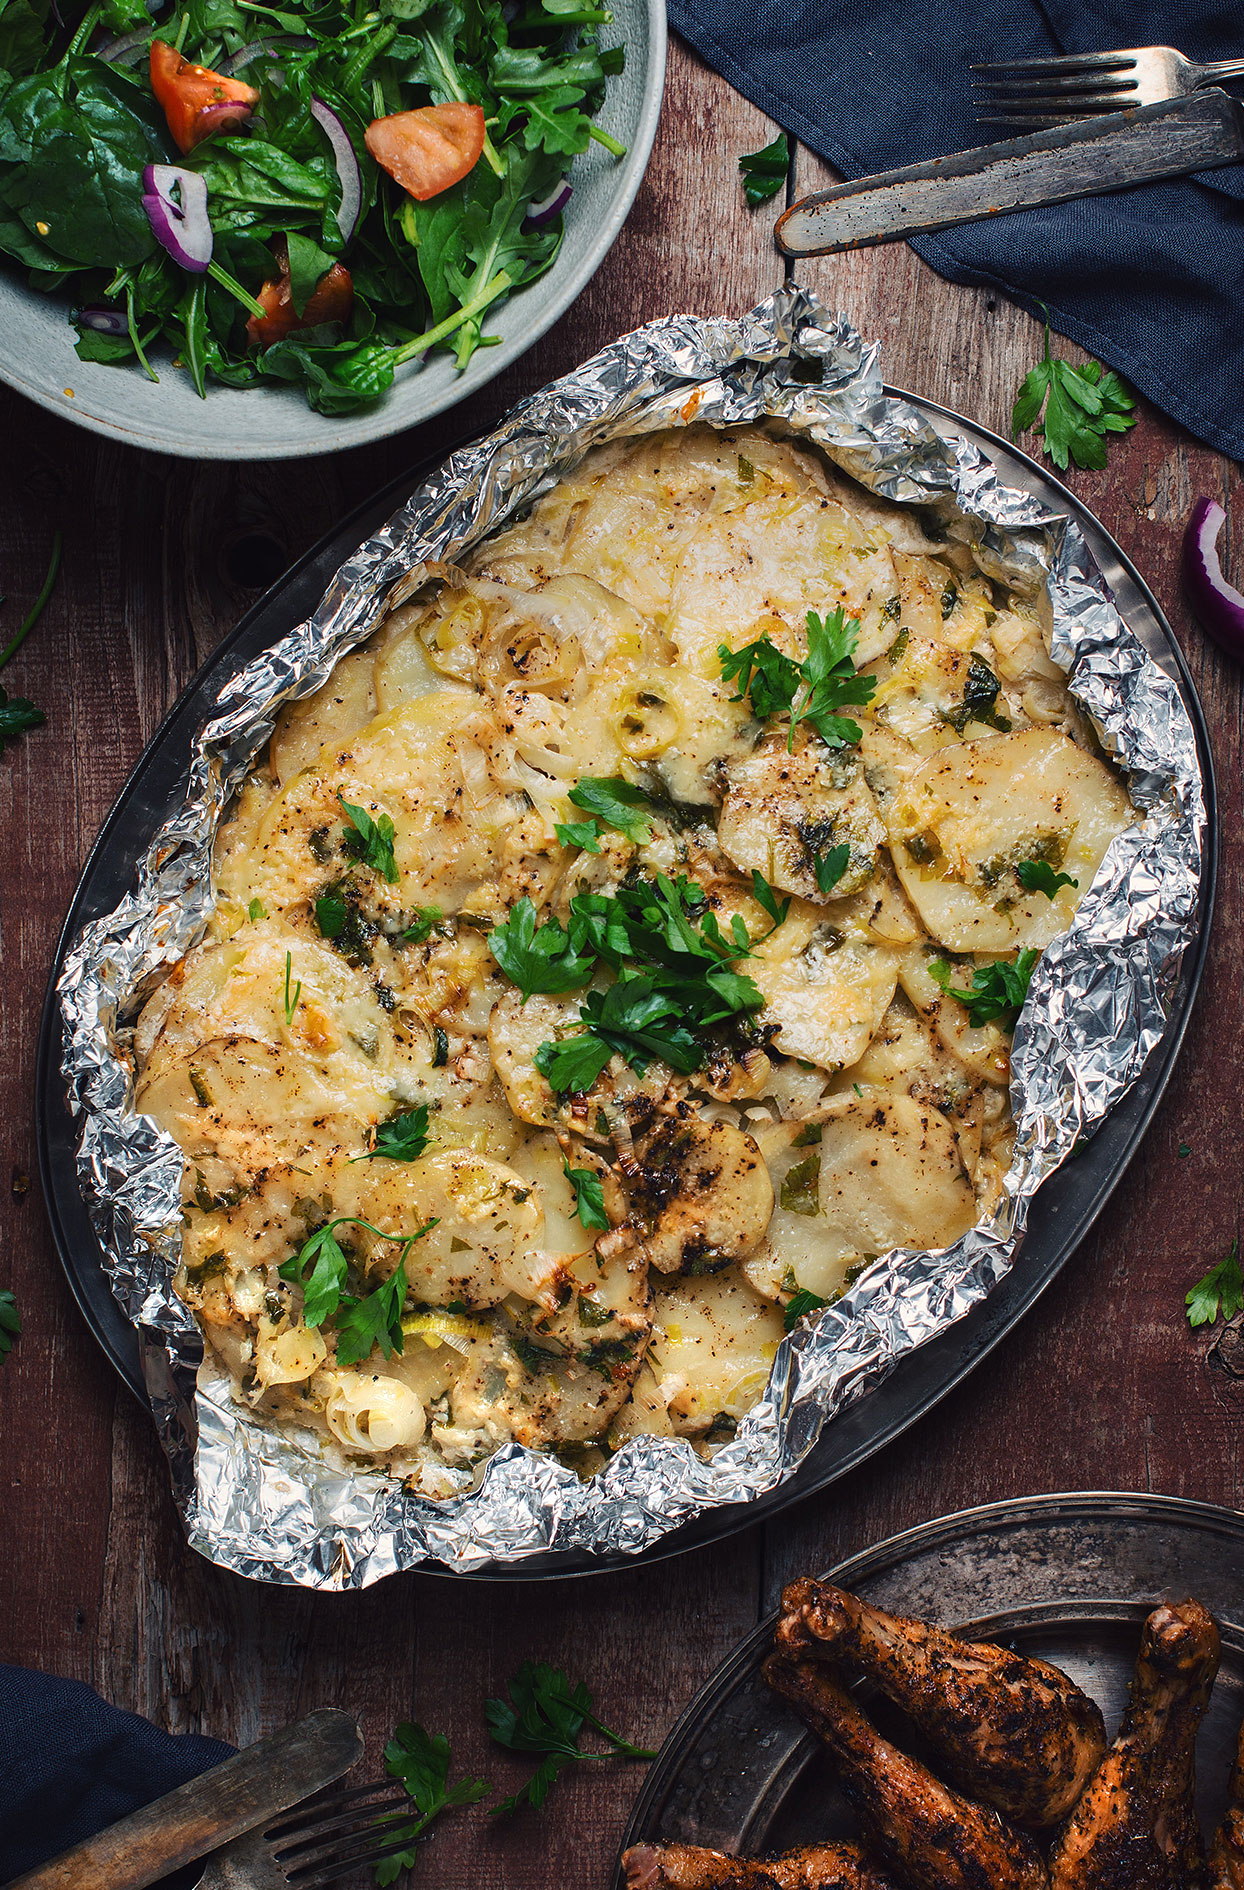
776;1579;1106;1828
1049;1598;1220;1890
1207;1709;1244;1889
763;1654;1048;1890
622;1840;899;1888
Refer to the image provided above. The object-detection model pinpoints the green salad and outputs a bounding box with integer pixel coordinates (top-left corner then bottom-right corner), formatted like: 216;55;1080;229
0;0;625;411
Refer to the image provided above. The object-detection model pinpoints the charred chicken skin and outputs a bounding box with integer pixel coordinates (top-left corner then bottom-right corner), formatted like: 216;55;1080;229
1207;1711;1244;1889
763;1654;1048;1890
775;1579;1106;1829
622;1840;899;1888
1049;1599;1220;1890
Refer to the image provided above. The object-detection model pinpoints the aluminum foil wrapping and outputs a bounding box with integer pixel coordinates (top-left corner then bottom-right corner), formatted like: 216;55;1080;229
58;285;1206;1586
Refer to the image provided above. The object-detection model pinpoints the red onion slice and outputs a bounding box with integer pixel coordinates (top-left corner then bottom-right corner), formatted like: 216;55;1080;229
524;179;572;227
1183;495;1244;662
96;25;152;62
310;96;362;243
218;33;314;74
75;305;129;335
142;163;214;272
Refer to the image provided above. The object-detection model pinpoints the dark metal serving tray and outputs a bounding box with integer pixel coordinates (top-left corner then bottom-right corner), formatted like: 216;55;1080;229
35;400;1217;1580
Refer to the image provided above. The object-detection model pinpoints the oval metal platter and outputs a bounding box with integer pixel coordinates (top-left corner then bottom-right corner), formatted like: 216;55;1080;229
615;1491;1244;1877
35;398;1217;1580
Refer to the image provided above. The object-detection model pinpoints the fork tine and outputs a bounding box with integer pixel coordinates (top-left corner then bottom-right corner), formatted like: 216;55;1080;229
969;52;1138;76
972;72;1137;96
271;1799;412;1859
973;91;1135;115
266;1782;410;1839
288;1827;427;1888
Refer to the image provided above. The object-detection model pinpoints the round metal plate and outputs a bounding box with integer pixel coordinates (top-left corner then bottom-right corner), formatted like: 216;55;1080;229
616;1492;1244;1877
35;399;1217;1579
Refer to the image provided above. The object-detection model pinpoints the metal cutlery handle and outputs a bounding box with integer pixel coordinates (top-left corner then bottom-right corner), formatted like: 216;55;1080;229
7;1709;362;1890
1198;59;1244;84
777;90;1244;255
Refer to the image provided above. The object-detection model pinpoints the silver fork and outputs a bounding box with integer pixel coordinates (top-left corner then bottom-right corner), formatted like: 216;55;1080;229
195;1781;420;1888
972;46;1244;128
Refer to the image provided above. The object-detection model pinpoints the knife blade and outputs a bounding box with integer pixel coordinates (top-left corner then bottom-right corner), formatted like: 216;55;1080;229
776;89;1244;255
6;1708;362;1890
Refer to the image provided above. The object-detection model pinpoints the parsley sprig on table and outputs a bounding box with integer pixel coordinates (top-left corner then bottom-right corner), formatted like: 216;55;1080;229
1012;325;1136;472
1185;1240;1243;1330
719;607;876;751
929;951;1039;1029
0;1290;20;1363
278;1213;437;1363
0;530;62;754
738;130;790;207
373;1721;489;1886
486;1660;655;1813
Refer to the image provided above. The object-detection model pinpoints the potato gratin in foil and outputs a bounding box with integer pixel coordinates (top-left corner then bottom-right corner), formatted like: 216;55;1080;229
60;290;1205;1583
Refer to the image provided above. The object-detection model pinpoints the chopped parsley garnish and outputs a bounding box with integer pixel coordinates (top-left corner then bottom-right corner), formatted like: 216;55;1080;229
555;817;604;854
784;1288;830;1330
564;1159;609;1232
941;655;1011;735
1012;324;1136;472
278;1214;437;1347
1185;1240;1243;1330
489;896;597;998
1016;858;1079;899
402;905;444;944
486;1661;655;1814
358;1106;432;1165
0;1289;19;1362
338;791;399;883
566;776;653;845
315;892;347;939
738;129;790;206
0;530;62;753
751;870;791;930
247;897;266;923
333;1256;413;1367
719;607;876;752
929;950;1039;1029
812;843;850;897
374;1722;490;1886
282;951;301;1025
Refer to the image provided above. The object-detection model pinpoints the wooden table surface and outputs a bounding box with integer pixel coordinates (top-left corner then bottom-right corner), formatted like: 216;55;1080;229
2;37;1242;1890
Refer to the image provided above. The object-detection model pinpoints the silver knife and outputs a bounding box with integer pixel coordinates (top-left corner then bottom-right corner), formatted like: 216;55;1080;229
777;89;1244;255
6;1709;362;1890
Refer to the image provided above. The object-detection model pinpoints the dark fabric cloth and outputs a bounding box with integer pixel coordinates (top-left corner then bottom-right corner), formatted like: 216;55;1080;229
669;0;1244;461
0;1664;233;1887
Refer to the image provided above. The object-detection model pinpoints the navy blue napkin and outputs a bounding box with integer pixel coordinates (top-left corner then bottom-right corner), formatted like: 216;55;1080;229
0;1664;232;1886
669;0;1244;461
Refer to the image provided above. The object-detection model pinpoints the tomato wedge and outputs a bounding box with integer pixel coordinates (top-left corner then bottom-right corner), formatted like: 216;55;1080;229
150;40;259;155
364;102;486;202
245;253;354;349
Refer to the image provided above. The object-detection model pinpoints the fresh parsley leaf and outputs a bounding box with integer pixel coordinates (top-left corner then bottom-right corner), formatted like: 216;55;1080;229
784;1287;829;1331
738;129;789;207
941;654;1011;735
489;896;596;998
929;950;1040;1029
1016;858;1078;899
334;1254;412;1367
283;950;301;1025
576;976;702;1078
567;776;653;845
1178;1141;1192;1158
402;905;443;944
486;1661;655;1815
339;791;399;884
0;687;44;752
315;892;347;939
563;1159;609;1232
534;1027;615;1095
555;817;604;854
375;1720;490;1886
812;843;850;896
1185;1240;1243;1330
360;1106;431;1164
720;609;874;751
247;897;266;922
1012;325;1136;472
751;870;791;928
0;1289;20;1362
278;1215;436;1334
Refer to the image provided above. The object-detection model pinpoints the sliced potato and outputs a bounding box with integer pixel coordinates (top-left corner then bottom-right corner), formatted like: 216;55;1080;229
717;738;886;902
628;1115;773;1275
751;902;898;1072
643;1269;786;1434
815;1091;979;1268
269;646;378;787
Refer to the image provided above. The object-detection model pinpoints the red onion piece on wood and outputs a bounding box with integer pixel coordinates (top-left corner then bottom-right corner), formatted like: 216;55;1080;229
1183;496;1244;661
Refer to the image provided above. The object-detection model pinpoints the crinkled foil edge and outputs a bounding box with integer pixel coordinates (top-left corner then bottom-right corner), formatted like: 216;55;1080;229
57;285;1206;1585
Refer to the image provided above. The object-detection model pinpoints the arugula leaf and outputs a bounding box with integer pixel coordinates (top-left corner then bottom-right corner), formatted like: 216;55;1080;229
339;791;399;882
1012;325;1136;472
812;843;850;897
738;129;789;207
555;817;603;853
563;1158;609;1232
374;1721;490;1886
489;895;596;998
720;608;874;751
1016;858;1078;899
0;1289;20;1362
0;686;44;752
567;776;653;844
941;654;1011;735
1185;1240;1243;1330
360;1105;431;1164
929;950;1040;1029
783;1287;829;1331
402;904;443;943
487;1661;654;1814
